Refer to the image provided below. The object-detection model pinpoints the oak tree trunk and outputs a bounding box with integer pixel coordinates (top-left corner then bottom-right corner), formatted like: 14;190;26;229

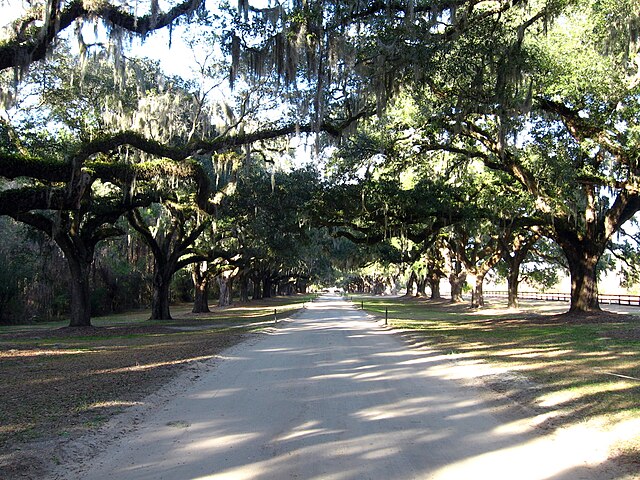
263;277;272;298
566;250;601;312
406;270;417;296
217;273;235;307
471;273;487;308
555;234;602;313
151;259;172;320
192;262;210;313
449;271;466;303
507;267;520;309
67;254;93;327
252;276;263;300
239;273;250;303
428;274;442;300
416;275;427;297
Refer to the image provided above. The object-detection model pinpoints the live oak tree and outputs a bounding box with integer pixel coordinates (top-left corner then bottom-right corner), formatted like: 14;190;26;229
0;0;207;74
344;0;640;313
127;204;211;320
0;51;213;326
463;2;640;312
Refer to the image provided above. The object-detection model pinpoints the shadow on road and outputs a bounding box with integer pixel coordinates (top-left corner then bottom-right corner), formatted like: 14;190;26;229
73;295;626;480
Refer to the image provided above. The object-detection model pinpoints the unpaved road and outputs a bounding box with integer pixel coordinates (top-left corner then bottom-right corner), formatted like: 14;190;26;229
60;296;622;480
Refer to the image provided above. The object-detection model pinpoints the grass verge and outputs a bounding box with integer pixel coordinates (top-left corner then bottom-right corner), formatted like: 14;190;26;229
354;295;640;471
0;295;312;478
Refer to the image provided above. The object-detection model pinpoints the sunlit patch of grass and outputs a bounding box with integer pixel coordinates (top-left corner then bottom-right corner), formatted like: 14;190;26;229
0;348;97;358
362;298;640;444
92;354;217;374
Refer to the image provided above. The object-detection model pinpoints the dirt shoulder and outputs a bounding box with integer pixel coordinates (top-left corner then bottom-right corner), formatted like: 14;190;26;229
0;313;280;479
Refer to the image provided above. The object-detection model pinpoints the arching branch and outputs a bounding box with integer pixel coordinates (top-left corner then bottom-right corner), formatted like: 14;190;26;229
0;0;204;72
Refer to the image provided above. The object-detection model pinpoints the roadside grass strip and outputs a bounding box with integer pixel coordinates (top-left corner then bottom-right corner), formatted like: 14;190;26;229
359;297;640;452
0;295;311;450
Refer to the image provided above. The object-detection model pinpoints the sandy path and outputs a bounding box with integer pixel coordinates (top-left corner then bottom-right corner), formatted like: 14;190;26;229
60;295;618;479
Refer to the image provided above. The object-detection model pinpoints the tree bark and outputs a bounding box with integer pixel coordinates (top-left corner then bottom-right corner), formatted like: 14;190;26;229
151;266;173;320
217;271;235;307
239;273;250;303
192;261;210;313
506;267;520;309
252;276;263;300
564;247;601;312
406;270;417;296
449;271;466;303
428;274;442;300
263;277;272;298
416;275;427;297
471;273;487;308
67;253;93;327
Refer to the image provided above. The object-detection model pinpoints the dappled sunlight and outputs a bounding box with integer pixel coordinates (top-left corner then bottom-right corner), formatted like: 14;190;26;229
81;400;143;411
0;348;97;358
92;354;216;374
187;432;263;451
537;381;636;408
62;295;638;480
188;387;245;400
273;420;333;442
429;424;611;480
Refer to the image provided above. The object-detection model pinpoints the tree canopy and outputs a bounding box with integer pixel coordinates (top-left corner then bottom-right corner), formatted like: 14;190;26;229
2;0;640;324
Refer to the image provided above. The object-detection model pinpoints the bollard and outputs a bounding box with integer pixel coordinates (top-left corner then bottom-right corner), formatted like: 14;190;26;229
361;301;364;310
274;308;277;324
385;308;388;326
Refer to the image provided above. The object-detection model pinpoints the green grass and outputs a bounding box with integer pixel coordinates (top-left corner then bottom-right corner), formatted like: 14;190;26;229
358;296;640;436
0;294;315;334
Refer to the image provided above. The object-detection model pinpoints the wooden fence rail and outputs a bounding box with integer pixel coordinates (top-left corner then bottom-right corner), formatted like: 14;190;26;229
484;291;640;307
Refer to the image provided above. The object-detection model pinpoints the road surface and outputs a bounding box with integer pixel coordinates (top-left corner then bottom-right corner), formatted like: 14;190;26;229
63;295;618;480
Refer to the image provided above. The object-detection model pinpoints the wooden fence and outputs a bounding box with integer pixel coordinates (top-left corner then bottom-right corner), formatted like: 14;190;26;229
484;290;640;307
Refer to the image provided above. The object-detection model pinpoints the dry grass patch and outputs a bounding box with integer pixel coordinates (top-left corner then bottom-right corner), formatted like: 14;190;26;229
0;296;310;479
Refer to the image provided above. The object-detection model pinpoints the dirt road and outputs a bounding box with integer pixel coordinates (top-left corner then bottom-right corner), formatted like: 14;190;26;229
60;295;620;479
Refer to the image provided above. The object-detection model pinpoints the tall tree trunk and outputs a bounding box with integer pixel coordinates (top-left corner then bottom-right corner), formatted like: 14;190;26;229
507;267;520;309
263;277;272;298
471;273;487;308
469;253;501;309
406;270;417;296
555;232;603;313
239;273;250;303
502;231;539;309
449;271;466;303
151;271;172;320
192;261;210;313
67;253;93;327
564;247;601;312
150;256;172;320
217;271;235;307
252;276;262;300
428;274;442;300
416;275;427;297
